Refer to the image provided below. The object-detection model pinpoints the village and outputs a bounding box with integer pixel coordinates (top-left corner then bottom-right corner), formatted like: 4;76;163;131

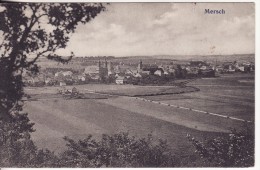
0;2;255;168
22;57;255;87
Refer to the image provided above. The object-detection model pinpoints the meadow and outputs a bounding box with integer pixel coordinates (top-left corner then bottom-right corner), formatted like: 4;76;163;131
23;73;254;162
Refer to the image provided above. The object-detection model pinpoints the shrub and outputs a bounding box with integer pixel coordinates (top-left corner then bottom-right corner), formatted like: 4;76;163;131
187;124;254;167
59;132;180;167
0;121;58;168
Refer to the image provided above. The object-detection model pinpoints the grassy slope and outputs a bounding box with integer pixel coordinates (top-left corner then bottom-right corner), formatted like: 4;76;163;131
23;73;254;160
24;98;225;157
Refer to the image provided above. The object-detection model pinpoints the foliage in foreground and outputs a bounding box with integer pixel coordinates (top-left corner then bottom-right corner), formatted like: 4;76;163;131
0;2;105;121
60;133;179;167
0;3;105;164
187;124;254;167
0;132;179;167
0;124;255;167
0;129;59;168
0;2;104;167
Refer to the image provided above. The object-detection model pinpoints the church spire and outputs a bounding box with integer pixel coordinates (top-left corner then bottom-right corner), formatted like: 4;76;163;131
104;58;108;68
98;60;101;68
138;59;143;72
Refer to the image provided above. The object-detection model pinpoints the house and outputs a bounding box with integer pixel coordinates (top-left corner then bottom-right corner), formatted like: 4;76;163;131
186;66;198;75
133;72;142;78
141;70;150;75
228;65;236;73
84;65;100;75
154;68;164;76
78;75;86;82
33;77;40;84
62;71;73;77
84;65;100;80
55;71;63;77
200;65;207;70
222;62;235;73
125;69;134;75
164;71;169;75
237;66;245;72
45;77;52;85
168;68;176;74
60;81;66;86
115;76;126;85
71;87;78;94
215;66;224;73
115;73;125;78
26;77;34;85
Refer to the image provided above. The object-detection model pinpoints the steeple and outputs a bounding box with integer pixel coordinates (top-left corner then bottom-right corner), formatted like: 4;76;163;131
138;59;143;72
107;61;114;76
104;59;108;68
108;61;111;71
98;60;101;68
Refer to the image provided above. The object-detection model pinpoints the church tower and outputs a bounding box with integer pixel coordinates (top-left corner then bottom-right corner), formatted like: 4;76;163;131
98;60;101;68
97;60;101;81
107;61;114;76
137;60;143;73
104;59;108;68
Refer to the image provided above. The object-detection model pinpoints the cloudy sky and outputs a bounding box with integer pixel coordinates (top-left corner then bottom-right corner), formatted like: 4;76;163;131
56;3;255;57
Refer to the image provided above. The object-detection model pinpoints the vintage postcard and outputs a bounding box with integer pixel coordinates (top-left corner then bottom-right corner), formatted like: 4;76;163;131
0;1;256;168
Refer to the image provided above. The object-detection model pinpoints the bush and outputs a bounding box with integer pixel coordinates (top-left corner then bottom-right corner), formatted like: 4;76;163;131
187;124;254;167
59;132;180;167
0;130;54;167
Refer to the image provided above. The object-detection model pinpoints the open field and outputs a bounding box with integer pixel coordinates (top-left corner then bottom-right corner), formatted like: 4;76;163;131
144;73;254;121
25;84;198;97
23;73;254;159
84;85;198;96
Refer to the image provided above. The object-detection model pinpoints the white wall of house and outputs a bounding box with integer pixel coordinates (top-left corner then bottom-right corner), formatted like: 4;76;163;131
60;82;66;86
116;79;124;84
154;70;162;76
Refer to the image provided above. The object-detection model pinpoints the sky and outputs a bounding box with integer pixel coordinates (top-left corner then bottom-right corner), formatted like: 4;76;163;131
56;3;255;57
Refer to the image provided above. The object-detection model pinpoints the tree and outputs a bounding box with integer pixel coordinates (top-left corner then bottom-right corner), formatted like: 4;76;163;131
0;2;105;121
0;2;105;166
187;124;254;167
59;132;180;167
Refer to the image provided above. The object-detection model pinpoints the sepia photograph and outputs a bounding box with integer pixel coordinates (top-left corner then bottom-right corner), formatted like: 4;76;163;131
0;1;256;168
